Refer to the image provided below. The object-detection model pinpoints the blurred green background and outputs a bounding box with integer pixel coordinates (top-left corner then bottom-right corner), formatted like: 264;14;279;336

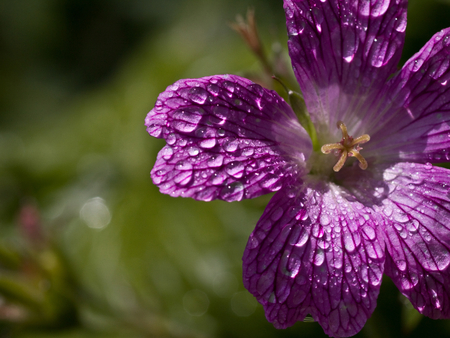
1;0;450;337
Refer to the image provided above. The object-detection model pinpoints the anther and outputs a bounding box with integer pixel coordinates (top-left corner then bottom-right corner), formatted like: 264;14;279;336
320;121;370;172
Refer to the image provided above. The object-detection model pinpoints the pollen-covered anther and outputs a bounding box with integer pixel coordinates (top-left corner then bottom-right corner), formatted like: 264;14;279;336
320;121;370;172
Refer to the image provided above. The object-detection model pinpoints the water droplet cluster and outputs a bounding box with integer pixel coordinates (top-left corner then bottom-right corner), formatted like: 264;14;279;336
146;75;305;201
243;178;385;335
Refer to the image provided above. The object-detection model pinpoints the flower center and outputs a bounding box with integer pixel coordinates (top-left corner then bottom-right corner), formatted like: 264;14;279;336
320;121;370;172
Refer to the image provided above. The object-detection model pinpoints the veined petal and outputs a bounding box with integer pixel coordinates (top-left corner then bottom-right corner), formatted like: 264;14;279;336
380;162;450;318
146;75;311;201
367;28;450;164
284;0;407;132
243;180;384;337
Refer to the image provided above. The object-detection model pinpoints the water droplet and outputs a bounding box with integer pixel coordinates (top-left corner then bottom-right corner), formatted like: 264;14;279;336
425;162;433;170
362;226;376;240
223;81;235;93
187;146;199;156
313;249;325;266
200;138;216;149
189;87;208;104
394;211;409;223
345;263;352;273
261;175;278;188
167;133;176;145
217;129;225;137
295;230;309;247
331;258;343;269
383;205;393;217
242;147;254;156
161;146;174;160
212;105;229;119
396;259;407;271
371;37;386;67
344;234;356;253
207;84;220;96
174;161;193;185
176;160;193;171
369;0;390;17
406;219;420;233
226;161;244;178
220;182;244;202
317;239;330;250
394;14;407;32
320;214;331;226
207;154;224;167
224;139;239;152
147;122;162;137
211;172;226;185
312;224;324;238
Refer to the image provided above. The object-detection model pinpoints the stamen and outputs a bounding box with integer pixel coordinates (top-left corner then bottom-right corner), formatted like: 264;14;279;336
349;149;368;170
333;150;348;172
320;121;370;172
321;143;344;154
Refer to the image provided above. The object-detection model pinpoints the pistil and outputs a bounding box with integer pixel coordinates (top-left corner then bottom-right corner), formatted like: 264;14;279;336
321;121;370;172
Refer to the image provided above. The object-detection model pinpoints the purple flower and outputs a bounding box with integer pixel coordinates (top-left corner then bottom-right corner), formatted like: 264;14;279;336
145;0;450;336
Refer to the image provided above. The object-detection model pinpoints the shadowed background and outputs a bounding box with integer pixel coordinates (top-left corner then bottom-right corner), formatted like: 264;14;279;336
0;0;450;337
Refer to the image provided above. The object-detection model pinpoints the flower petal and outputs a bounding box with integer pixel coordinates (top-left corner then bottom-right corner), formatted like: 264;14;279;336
380;162;450;318
367;28;450;164
284;0;407;130
146;75;311;201
243;180;384;337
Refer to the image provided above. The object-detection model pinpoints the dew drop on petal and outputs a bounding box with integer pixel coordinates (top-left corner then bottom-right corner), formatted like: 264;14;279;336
295;231;309;247
345;263;352;273
148;123;163;137
207;154;224;168
224;139;239;152
174;170;193;185
226;161;244;178
200;138;216;149
207;84;220;96
188;146;199;156
220;182;245;202
320;213;331;226
212;105;228;119
362;226;376;240
223;81;235;93
313;249;325;266
393;211;409;223
161;146;174;160
189;87;208;104
167;133;176;145
396;259;407;271
344;234;356;253
211;172;226;185
383;205;393;217
406;219;420;233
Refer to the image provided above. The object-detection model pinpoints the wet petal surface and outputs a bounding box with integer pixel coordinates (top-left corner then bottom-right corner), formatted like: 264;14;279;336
146;75;311;201
367;28;450;164
380;163;450;319
284;0;407;132
243;180;384;337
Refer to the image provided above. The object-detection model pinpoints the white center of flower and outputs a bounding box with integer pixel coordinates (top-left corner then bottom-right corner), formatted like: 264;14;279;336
321;121;370;172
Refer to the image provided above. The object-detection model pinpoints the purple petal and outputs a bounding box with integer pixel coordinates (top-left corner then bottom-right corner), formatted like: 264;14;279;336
380;162;450;318
284;0;407;129
243;181;384;337
366;28;450;164
146;75;311;201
